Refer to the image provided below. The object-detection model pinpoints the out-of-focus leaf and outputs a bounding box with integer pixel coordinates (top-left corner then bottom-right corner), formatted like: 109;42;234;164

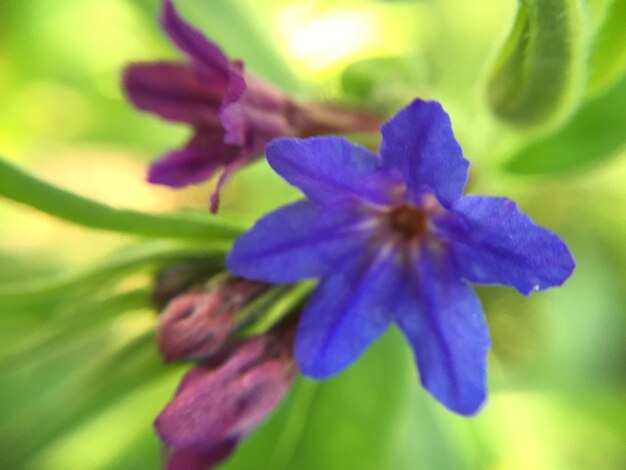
486;0;586;131
0;288;149;366
31;371;181;470
0;240;225;304
0;330;167;467
586;0;626;97
0;158;243;241
505;75;626;174
341;55;429;111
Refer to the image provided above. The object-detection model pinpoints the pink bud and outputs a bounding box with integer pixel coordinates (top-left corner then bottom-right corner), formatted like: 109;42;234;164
164;440;237;470
157;278;269;363
156;321;296;469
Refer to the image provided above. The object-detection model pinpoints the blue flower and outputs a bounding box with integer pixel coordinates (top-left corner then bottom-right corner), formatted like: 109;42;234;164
227;99;575;415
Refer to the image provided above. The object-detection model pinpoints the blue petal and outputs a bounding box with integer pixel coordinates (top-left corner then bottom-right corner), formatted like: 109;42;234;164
295;249;402;379
380;99;469;207
226;200;367;283
266;137;398;205
395;249;490;415
439;196;576;295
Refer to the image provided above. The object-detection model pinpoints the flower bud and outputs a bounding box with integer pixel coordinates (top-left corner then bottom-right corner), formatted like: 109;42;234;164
156;320;296;469
157;278;269;363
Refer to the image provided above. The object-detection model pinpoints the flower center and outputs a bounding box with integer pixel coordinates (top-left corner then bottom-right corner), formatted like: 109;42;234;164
388;205;429;240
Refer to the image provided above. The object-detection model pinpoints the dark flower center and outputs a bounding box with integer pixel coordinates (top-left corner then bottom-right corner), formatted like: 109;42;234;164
388;205;429;240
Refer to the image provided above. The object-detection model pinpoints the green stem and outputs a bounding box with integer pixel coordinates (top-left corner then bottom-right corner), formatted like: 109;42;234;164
237;281;315;337
0;158;243;240
234;285;292;327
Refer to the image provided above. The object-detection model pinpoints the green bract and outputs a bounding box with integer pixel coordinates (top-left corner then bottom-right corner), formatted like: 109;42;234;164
586;0;626;96
486;0;586;132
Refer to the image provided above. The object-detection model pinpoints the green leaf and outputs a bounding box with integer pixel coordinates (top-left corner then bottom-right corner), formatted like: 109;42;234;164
586;0;626;97
0;288;149;366
486;0;586;131
1;330;168;467
30;371;181;470
0;239;226;303
222;329;468;470
505;75;626;174
0;157;243;241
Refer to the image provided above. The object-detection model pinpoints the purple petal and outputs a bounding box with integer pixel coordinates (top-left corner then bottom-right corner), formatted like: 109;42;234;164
222;60;247;108
220;70;293;147
220;100;294;148
161;0;229;81
295;249;401;379
166;440;238;470
122;62;224;127
266;137;399;205
148;148;218;188
395;249;490;415
148;130;239;188
380;99;469;207
439;196;576;295
227;200;368;283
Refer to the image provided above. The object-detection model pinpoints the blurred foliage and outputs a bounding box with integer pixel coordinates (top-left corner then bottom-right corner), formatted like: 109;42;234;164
505;75;626;174
586;0;626;97
0;0;625;469
486;0;585;132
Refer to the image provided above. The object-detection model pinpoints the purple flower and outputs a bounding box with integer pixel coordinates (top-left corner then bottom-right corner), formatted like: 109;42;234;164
155;320;296;470
226;99;575;415
123;0;380;212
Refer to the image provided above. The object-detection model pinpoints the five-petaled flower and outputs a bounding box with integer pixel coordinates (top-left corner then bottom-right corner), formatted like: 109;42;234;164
227;99;575;415
123;0;380;212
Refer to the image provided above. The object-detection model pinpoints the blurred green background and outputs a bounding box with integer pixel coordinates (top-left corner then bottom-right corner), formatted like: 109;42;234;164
1;0;625;469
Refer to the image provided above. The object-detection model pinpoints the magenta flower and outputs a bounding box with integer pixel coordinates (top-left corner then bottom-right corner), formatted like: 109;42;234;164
156;320;296;470
123;0;380;211
227;99;575;415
